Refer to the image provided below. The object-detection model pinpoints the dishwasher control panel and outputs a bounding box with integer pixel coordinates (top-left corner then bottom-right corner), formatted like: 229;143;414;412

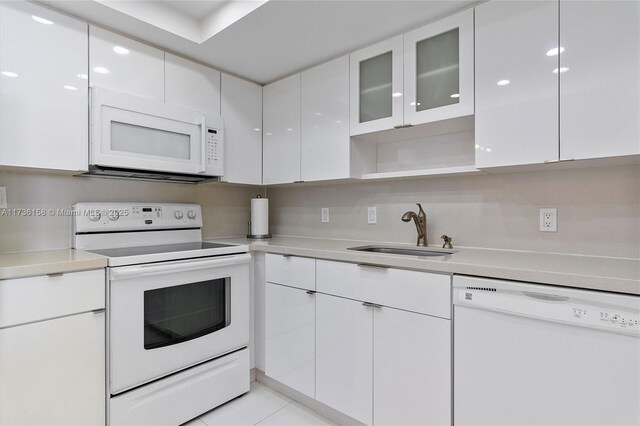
570;305;640;330
455;282;640;337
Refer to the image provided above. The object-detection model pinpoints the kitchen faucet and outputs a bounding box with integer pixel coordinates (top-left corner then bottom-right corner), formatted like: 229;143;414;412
401;203;427;247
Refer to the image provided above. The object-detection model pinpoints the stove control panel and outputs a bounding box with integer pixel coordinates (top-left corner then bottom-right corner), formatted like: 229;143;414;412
73;202;203;233
132;206;162;220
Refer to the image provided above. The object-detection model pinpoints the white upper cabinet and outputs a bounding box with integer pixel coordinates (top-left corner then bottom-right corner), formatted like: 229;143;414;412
165;53;220;115
350;36;404;136
475;1;559;168
0;1;88;171
559;1;640;160
89;26;164;101
263;74;301;185
404;8;474;126
350;9;474;137
301;55;350;181
220;73;263;185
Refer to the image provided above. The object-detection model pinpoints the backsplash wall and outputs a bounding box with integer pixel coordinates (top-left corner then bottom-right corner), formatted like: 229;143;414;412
267;165;640;258
0;169;261;253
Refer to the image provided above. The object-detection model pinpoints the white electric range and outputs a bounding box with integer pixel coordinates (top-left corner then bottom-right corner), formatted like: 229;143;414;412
73;202;251;426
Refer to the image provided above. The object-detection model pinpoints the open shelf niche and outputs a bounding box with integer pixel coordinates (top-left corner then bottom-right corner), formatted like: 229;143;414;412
350;115;482;180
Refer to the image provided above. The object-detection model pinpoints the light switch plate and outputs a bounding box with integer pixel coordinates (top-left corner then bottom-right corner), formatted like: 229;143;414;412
367;207;377;224
321;208;330;223
540;208;557;232
0;186;7;209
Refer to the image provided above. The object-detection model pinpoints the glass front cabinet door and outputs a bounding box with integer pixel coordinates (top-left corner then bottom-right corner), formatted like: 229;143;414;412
404;8;474;126
350;35;404;136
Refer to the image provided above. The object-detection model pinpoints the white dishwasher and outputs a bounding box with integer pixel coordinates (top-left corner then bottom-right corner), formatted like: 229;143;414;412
453;275;640;426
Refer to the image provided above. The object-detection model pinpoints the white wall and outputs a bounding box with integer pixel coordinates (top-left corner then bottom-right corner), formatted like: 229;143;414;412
267;165;640;258
0;168;262;253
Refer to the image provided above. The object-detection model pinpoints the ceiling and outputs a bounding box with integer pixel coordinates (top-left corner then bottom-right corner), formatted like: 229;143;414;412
41;0;475;84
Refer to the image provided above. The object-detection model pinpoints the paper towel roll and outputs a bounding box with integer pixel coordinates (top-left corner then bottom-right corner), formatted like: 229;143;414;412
249;196;270;238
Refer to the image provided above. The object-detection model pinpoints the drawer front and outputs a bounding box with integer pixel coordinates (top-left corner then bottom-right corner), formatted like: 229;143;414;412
265;253;315;291
317;260;451;318
0;269;105;328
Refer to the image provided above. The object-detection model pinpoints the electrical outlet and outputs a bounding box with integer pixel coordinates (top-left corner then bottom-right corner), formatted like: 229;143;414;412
321;208;330;223
367;207;377;224
540;208;557;232
0;186;7;209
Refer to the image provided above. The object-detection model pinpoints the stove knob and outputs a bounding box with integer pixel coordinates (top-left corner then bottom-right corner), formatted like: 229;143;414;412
108;211;119;221
174;210;184;220
187;210;197;220
88;211;101;222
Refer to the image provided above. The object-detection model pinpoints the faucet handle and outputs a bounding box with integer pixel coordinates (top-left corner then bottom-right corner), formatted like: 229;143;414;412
441;234;453;249
416;203;425;215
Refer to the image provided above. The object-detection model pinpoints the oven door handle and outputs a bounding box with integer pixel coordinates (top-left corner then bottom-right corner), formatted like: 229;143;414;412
110;253;251;281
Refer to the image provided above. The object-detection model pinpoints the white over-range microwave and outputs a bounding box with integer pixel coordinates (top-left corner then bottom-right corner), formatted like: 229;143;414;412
88;87;224;183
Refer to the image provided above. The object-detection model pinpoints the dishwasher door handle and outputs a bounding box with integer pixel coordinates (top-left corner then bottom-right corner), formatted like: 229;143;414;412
523;291;570;303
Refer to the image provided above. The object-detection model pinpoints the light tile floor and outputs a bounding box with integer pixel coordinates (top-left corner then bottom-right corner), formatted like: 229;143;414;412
183;382;337;426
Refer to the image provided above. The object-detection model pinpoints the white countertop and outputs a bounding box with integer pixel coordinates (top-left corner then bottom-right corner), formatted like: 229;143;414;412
2;237;637;295
210;236;640;295
0;249;108;280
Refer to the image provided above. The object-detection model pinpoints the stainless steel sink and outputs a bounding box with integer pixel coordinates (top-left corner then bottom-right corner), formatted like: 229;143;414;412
348;245;454;257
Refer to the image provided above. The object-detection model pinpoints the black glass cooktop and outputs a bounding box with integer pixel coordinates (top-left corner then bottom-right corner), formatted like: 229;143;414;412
88;242;236;258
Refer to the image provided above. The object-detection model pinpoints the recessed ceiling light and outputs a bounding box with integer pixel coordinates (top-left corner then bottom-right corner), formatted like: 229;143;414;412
392;92;403;98
286;128;294;132
63;85;77;91
409;101;416;106
93;67;110;74
546;47;565;57
486;148;492;152
253;128;261;132
1;71;18;78
450;93;460;98
497;79;511;86
77;73;88;80
553;67;570;74
113;46;130;55
32;15;53;25
314;112;322;116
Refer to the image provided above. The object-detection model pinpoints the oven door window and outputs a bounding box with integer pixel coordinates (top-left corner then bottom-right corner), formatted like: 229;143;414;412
144;278;230;350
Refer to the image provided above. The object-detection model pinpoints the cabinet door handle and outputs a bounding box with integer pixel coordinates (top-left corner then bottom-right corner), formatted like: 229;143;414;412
47;272;64;278
282;254;292;259
357;263;389;269
306;290;316;295
92;308;106;315
362;302;382;309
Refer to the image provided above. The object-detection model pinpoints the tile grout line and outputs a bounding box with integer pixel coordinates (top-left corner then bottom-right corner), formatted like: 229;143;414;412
252;401;294;425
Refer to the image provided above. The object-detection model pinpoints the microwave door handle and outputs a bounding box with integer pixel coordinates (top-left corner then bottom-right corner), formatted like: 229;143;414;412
199;116;207;173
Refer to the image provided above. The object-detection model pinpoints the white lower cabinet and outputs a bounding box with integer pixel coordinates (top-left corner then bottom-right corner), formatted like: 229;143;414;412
264;257;452;425
316;294;374;425
315;293;452;426
0;269;106;425
0;311;105;425
265;282;316;398
373;307;451;426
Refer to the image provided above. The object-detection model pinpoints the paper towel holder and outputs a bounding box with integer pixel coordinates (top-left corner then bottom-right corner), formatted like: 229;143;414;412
247;194;272;239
